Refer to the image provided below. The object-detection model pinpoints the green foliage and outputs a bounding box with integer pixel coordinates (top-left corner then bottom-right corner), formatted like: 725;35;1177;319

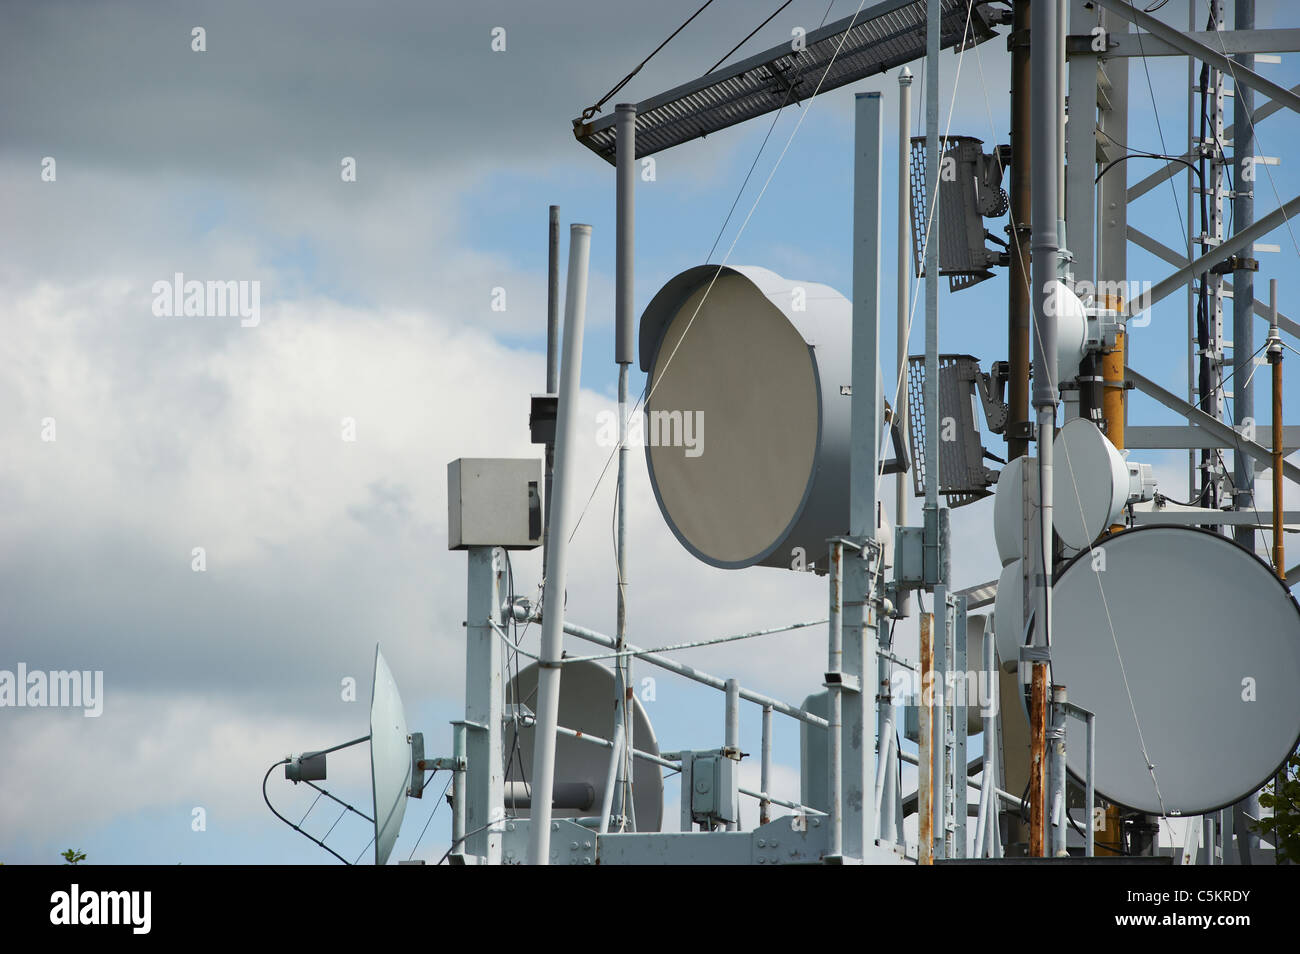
1254;751;1300;865
60;848;86;865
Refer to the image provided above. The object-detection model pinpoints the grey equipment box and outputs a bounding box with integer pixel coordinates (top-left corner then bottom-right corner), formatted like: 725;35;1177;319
688;751;739;828
447;458;543;550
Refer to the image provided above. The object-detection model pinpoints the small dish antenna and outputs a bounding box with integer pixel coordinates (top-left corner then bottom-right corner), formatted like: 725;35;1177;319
992;455;1032;565
273;645;421;865
992;558;1024;673
963;612;990;732
1052;418;1128;550
370;646;412;866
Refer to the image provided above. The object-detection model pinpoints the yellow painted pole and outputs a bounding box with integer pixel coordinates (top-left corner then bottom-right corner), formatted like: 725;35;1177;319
1103;325;1127;533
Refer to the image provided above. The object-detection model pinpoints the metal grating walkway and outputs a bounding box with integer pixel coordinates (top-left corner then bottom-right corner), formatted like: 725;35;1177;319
573;0;996;164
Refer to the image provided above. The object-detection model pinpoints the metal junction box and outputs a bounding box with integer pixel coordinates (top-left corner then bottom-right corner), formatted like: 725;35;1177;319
688;751;739;828
447;457;543;550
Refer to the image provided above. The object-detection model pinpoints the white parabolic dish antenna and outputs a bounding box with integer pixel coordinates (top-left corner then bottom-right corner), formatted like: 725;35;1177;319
1052;418;1128;550
992;455;1030;565
506;659;663;830
1050;526;1300;816
369;646;411;865
993;558;1024;673
637;265;854;571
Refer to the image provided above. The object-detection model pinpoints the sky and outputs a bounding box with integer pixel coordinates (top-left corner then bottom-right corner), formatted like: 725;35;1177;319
1;0;1298;865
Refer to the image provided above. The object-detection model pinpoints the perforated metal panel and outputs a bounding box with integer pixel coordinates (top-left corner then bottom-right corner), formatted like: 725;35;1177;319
908;136;1004;292
906;354;996;506
573;0;995;163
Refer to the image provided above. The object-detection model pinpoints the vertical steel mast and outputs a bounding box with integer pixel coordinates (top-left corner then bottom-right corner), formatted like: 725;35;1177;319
1028;0;1061;859
612;103;637;831
529;224;592;864
922;0;948;862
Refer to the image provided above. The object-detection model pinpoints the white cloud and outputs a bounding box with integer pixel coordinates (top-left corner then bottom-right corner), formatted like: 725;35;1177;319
0;264;835;851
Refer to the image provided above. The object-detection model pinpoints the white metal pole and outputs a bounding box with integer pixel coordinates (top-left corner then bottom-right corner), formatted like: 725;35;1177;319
451;720;467;856
613;104;636;828
529;223;592;865
849;89;885;860
1031;0;1060;642
974;753;992;857
981;618;998;857
725;678;740;831
923;0;946;860
760;704;773;826
597;720;624;835
463;548;504;863
881;64;912;849
1085;709;1095;858
1049;685;1068;856
1029;0;1062;860
827;540;844;857
544;206;560;581
895;65;912;561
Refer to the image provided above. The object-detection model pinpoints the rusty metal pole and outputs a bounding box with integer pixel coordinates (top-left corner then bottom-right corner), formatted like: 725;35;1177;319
1029;661;1048;856
919;611;934;864
1028;0;1061;864
1000;7;1034;852
1007;0;1033;461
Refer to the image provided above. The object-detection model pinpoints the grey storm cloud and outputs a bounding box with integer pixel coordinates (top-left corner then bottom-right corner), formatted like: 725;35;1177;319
0;0;825;179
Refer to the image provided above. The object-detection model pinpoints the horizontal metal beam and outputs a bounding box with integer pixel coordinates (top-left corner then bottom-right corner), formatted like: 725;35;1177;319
596;830;756;864
1145;194;1300;310
1126;366;1300;486
1127;424;1300;450
1094;0;1300;115
516;607;830;728
1127;224;1300;339
738;786;821;815
1128;85;1300;202
572;0;995;163
1098;28;1300;58
553;723;680;771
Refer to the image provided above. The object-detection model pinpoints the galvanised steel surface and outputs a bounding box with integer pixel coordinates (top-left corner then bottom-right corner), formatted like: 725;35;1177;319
572;0;994;164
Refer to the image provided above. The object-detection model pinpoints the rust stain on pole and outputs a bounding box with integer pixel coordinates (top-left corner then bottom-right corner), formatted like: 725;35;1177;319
1029;661;1048;857
919;612;934;865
